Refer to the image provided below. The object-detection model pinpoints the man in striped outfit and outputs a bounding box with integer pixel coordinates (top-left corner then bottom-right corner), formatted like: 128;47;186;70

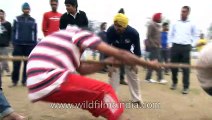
26;26;158;120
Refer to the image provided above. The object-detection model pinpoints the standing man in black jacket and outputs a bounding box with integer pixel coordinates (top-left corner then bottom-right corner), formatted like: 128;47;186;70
107;13;142;104
60;0;88;29
0;9;12;76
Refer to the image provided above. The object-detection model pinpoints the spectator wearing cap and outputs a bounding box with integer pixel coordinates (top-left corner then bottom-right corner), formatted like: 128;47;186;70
42;0;62;36
145;13;168;84
59;0;88;29
107;13;142;104
10;2;37;87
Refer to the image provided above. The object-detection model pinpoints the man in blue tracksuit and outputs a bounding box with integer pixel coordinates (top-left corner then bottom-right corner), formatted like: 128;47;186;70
10;2;37;87
161;22;170;75
107;13;142;104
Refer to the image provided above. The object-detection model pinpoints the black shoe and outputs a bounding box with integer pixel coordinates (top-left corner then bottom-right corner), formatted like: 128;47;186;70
170;84;177;90
182;88;189;94
22;83;26;87
8;83;17;88
132;101;142;106
120;81;128;85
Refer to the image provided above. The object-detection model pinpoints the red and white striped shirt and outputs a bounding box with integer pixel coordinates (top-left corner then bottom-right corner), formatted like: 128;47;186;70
26;26;102;102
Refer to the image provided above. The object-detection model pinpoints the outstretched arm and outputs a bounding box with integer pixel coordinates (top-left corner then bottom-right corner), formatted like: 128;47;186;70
95;42;155;68
77;57;118;75
75;30;159;75
77;62;104;75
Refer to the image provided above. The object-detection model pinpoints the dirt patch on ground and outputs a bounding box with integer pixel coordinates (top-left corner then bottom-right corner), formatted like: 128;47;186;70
1;66;212;120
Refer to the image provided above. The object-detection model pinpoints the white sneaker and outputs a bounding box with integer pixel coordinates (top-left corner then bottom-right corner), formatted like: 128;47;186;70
158;79;168;84
145;79;157;83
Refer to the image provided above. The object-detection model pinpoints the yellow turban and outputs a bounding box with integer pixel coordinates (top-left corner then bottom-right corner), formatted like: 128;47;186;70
114;13;129;28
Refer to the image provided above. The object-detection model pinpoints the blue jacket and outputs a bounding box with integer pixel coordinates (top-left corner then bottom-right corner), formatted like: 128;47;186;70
107;25;141;57
12;14;37;45
161;31;168;49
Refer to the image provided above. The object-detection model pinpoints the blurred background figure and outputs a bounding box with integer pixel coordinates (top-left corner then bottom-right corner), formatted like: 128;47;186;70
143;38;150;71
169;6;199;94
42;0;62;36
98;22;107;43
161;22;170;75
118;8;125;14
145;13;167;84
10;2;37;87
97;22;107;72
0;9;11;76
117;8;127;85
196;33;207;52
0;64;2;90
60;0;88;29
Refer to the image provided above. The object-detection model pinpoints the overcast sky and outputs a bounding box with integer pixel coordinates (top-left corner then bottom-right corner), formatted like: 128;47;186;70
1;0;212;44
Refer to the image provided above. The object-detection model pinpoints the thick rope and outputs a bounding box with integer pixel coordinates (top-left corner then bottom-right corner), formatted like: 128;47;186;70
0;56;205;69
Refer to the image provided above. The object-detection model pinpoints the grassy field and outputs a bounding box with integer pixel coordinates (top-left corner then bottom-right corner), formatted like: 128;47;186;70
1;61;212;120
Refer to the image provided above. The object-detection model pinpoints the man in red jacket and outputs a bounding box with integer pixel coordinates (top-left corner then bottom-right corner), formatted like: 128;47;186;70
42;0;62;36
